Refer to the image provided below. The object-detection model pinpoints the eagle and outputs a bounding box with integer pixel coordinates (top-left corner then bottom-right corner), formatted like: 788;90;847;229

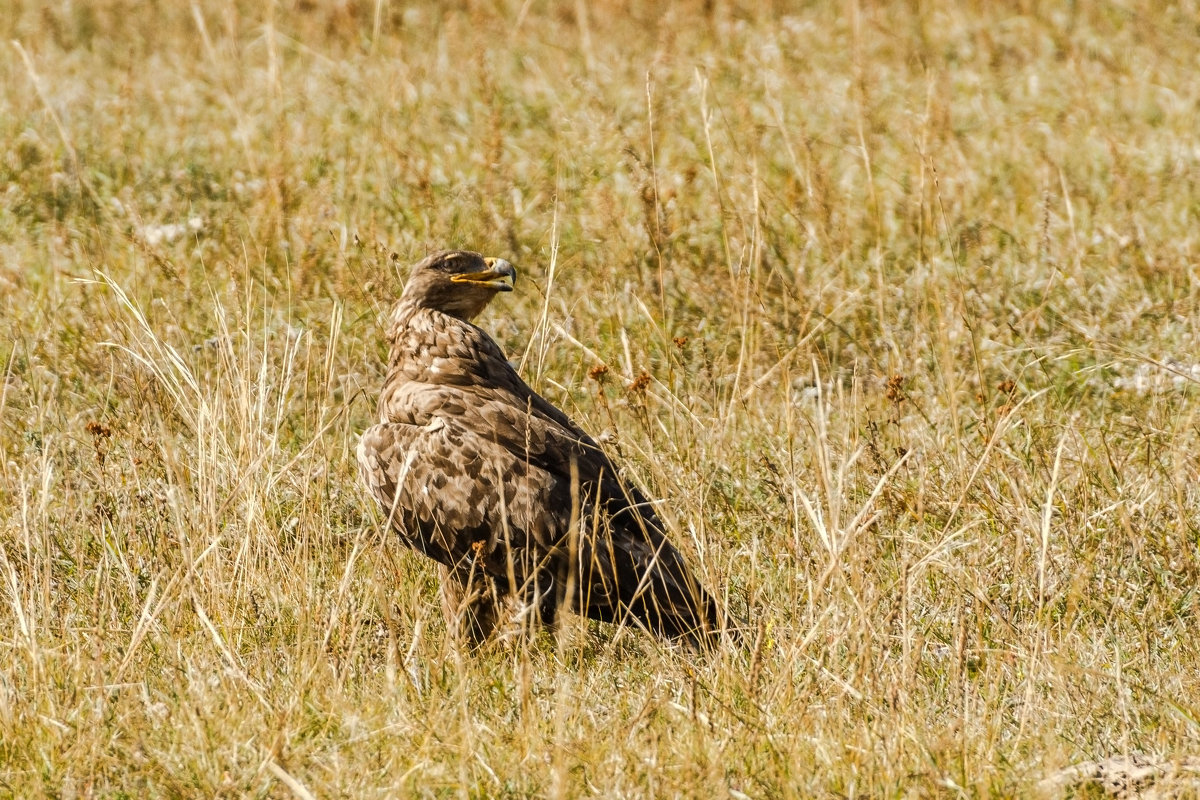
358;250;735;648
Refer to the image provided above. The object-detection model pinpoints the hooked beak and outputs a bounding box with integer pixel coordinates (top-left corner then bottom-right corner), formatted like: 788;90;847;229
450;258;516;292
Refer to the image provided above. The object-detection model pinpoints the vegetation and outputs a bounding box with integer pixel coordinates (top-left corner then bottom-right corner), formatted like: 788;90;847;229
1;1;1198;795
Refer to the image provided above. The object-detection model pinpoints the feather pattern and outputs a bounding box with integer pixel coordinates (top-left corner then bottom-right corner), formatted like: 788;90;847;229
358;250;734;647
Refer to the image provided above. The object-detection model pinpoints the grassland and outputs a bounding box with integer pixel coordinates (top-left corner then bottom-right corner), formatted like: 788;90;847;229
2;1;1199;796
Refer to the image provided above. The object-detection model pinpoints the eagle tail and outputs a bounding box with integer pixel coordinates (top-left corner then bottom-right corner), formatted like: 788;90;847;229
631;564;741;649
579;526;741;649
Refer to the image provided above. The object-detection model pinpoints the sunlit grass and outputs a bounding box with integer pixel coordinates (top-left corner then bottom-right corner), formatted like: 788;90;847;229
1;1;1198;796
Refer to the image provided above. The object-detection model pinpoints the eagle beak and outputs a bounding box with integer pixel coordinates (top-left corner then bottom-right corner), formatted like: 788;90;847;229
450;258;516;292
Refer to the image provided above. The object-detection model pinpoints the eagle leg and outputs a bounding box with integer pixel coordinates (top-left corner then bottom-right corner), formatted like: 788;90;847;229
438;562;502;645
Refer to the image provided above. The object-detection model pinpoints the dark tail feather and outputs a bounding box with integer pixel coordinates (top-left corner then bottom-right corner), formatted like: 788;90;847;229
581;528;743;649
636;574;743;650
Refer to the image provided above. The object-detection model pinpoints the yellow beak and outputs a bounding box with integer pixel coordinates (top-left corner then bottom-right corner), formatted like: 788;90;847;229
450;258;516;292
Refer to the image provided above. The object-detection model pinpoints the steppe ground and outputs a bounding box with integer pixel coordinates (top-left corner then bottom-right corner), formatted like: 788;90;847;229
2;1;1199;796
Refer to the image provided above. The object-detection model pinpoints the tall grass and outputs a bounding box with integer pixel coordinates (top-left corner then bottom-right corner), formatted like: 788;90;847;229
1;1;1198;796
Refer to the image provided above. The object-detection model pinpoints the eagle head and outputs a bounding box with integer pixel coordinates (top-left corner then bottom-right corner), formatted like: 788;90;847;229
400;250;517;321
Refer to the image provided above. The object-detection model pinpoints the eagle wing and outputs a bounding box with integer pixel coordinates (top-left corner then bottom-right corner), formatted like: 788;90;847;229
358;412;569;572
361;320;729;645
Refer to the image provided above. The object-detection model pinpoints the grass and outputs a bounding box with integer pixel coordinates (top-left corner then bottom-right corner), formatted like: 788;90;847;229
1;0;1199;796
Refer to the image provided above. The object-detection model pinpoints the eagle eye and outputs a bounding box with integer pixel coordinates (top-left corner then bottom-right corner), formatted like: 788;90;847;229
434;255;468;274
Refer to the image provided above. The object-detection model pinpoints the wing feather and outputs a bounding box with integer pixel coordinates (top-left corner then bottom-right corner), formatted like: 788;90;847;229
364;304;734;646
358;416;572;580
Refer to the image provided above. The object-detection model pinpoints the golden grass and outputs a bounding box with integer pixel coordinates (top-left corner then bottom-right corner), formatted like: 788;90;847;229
1;0;1198;796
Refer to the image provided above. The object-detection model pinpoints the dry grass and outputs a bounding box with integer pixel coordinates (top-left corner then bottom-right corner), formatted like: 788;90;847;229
2;0;1199;796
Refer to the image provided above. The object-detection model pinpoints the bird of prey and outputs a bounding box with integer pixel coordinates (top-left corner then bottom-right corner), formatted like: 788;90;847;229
358;250;734;648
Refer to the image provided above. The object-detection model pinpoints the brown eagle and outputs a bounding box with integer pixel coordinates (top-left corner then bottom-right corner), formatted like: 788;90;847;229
358;250;735;648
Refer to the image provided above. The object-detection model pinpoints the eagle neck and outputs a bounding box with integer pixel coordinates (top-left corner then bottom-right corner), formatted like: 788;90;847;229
385;302;495;369
388;299;488;335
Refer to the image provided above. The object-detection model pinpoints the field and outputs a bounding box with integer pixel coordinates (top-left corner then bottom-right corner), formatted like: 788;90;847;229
2;1;1199;796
